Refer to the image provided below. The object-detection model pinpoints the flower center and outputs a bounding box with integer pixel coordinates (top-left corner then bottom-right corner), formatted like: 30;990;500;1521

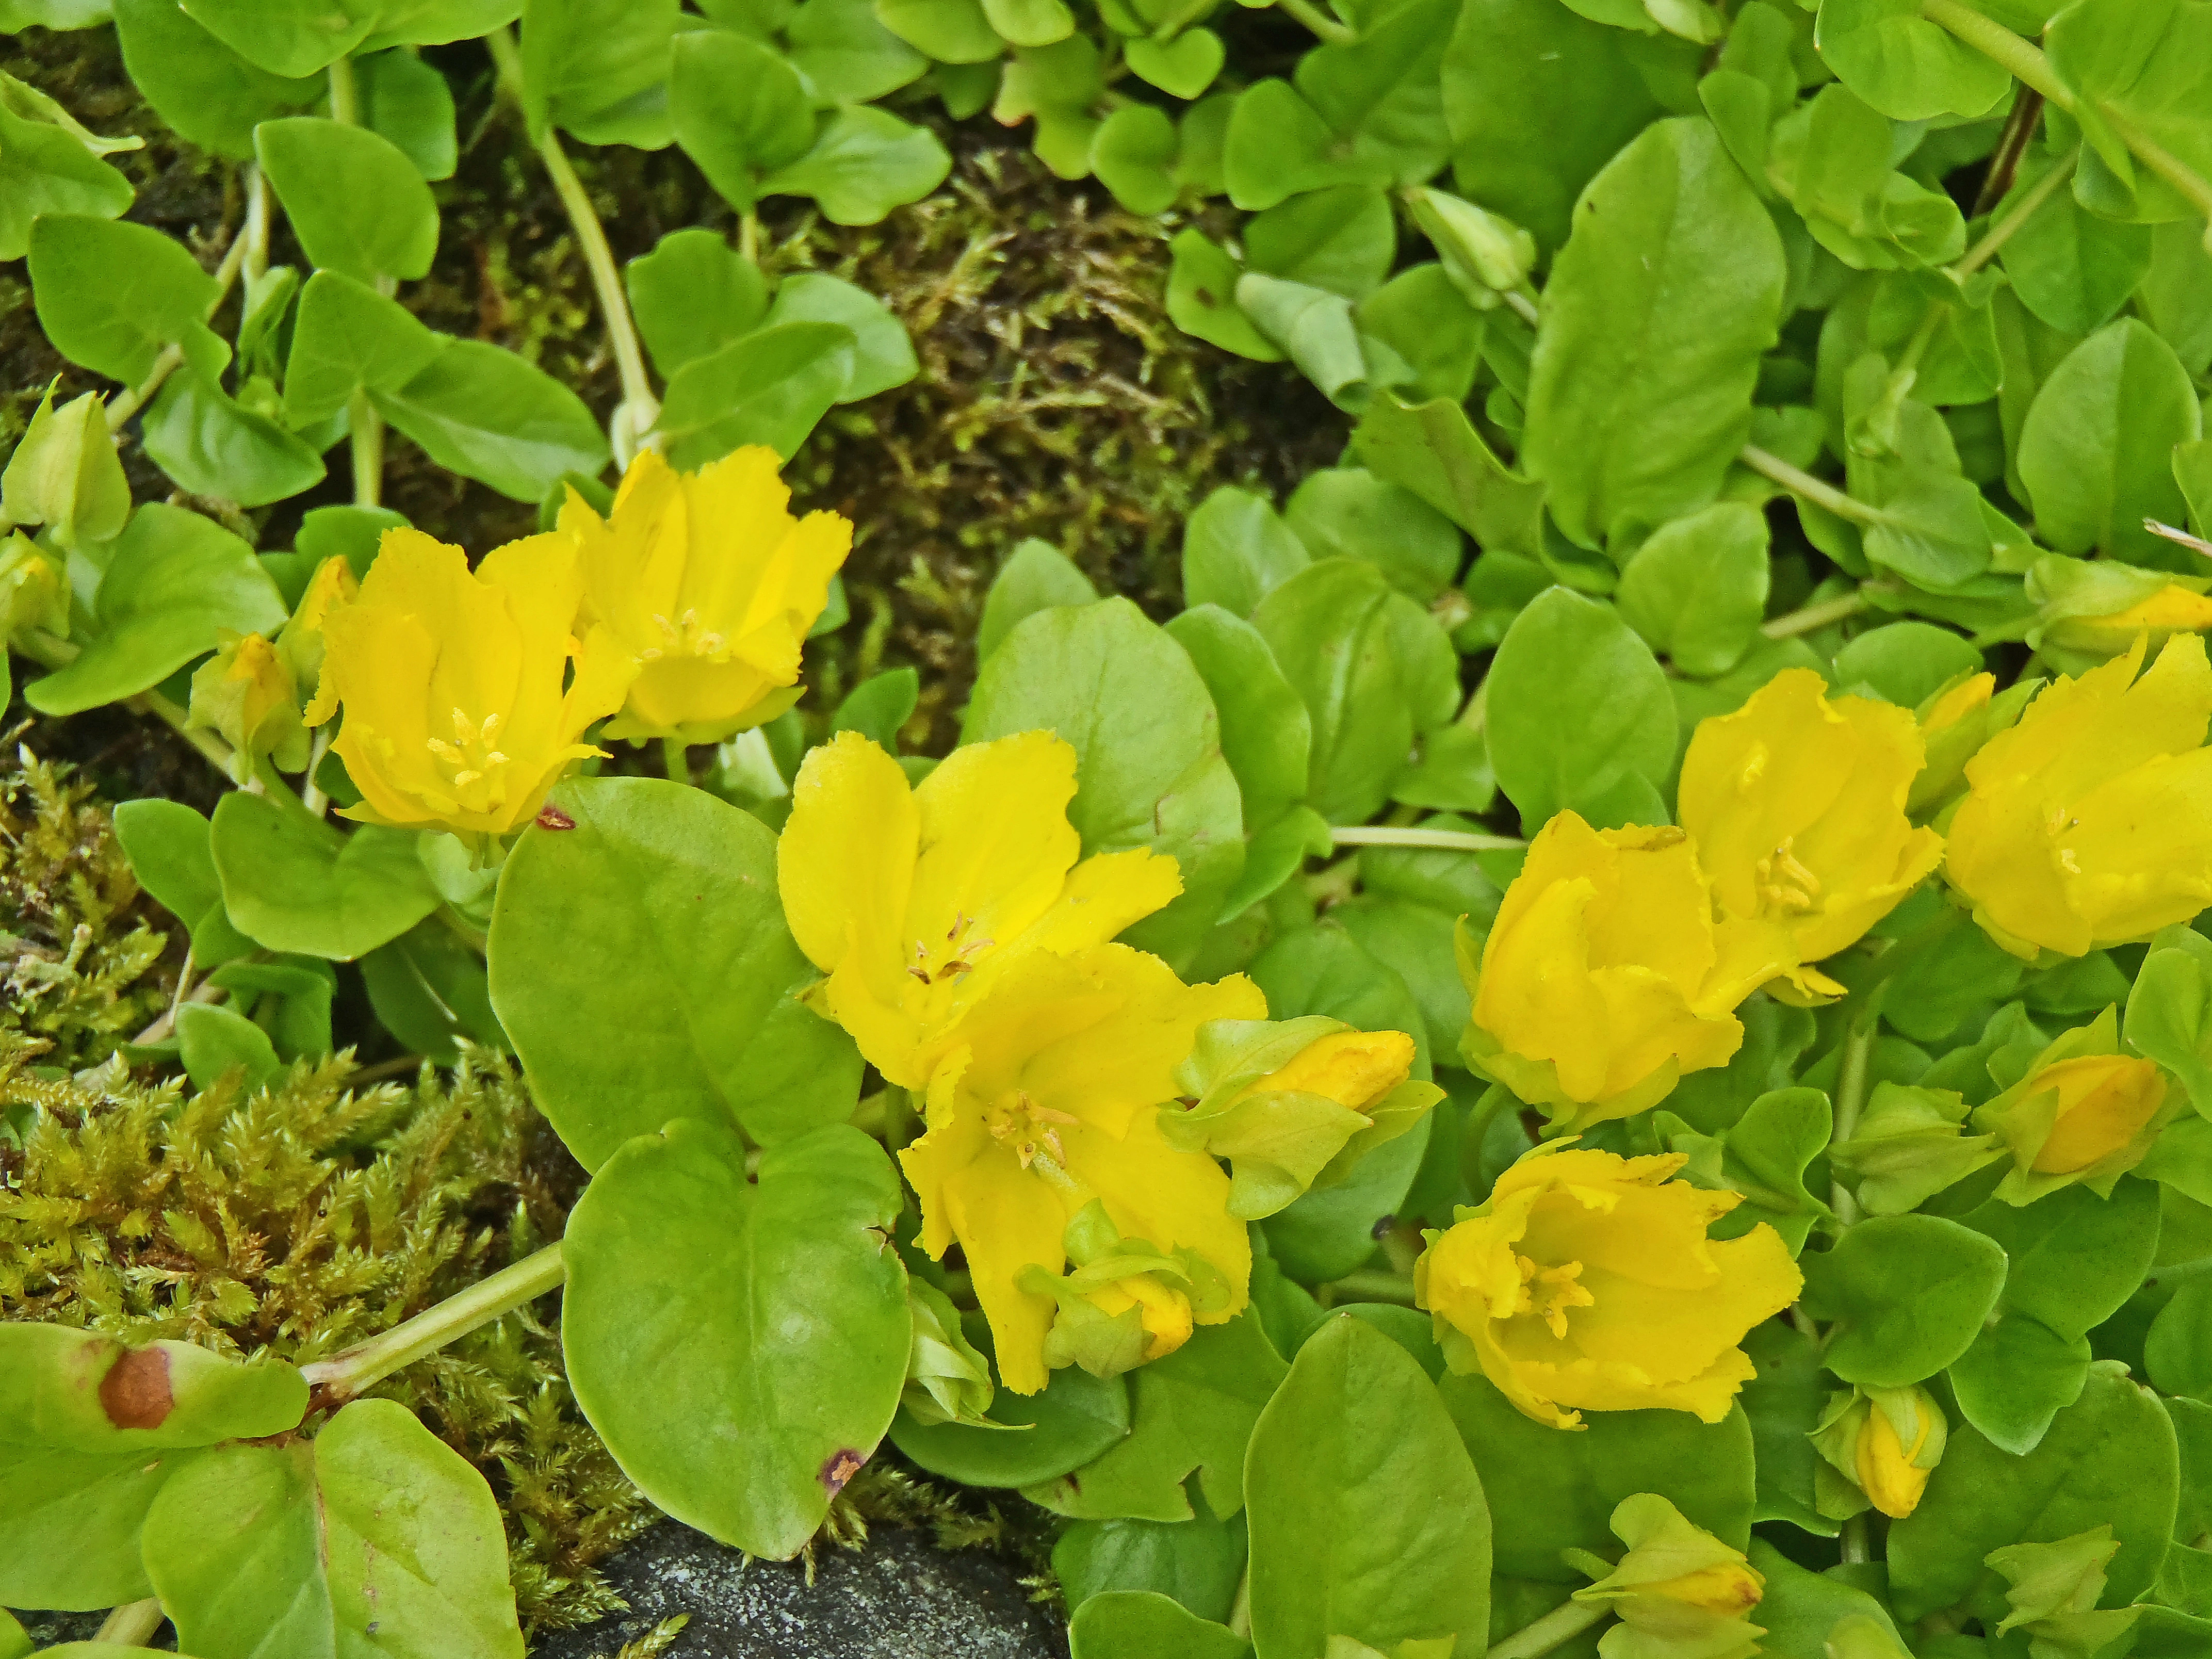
638;607;728;662
1754;835;1822;917
983;1089;1080;1171
905;911;995;987
1516;1254;1594;1339
424;706;513;795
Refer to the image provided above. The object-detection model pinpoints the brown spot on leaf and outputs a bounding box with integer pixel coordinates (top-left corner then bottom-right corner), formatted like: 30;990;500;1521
535;803;577;831
820;1449;866;1495
100;1346;173;1430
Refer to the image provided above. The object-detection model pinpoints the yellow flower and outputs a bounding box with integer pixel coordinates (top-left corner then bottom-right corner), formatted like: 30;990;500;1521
778;729;1183;1088
1460;813;1794;1132
1816;1385;1947;1520
278;552;358;709
897;944;1265;1393
188;630;307;777
567;446;851;743
1571;1494;1766;1659
1679;669;1944;1000
1414;1147;1802;1429
307;527;636;843
1945;635;2212;957
1971;1008;2176;1202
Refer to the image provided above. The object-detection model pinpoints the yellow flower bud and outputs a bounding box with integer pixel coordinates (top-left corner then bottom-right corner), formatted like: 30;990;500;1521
1922;672;1994;735
1571;1494;1766;1659
1460;812;1794;1132
283;553;359;717
778;730;1185;1089
187;630;308;777
1946;635;2212;957
1242;1027;1414;1112
0;531;71;641
1679;668;1943;1001
1083;1273;1195;1363
1972;1008;2180;1203
1415;1148;1802;1429
307;527;637;844
568;446;852;744
1846;1386;1946;1519
2030;551;2212;673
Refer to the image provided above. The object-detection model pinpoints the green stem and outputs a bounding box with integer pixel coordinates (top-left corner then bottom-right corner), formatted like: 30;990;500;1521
1328;825;1524;853
2100;107;2212;220
298;1242;566;1402
347;388;385;507
105;183;259;431
1503;285;1542;328
662;735;693;785
1739;445;1886;527
1831;1009;1877;1227
1274;0;1356;44
739;210;759;265
1841;1512;1872;1565
300;727;332;818
1323;1269;1420;1307
95;1600;165;1646
1760;590;1868;641
1920;0;2074;110
486;27;659;454
1955;146;2078;277
1489;1598;1611;1659
326;52;361;123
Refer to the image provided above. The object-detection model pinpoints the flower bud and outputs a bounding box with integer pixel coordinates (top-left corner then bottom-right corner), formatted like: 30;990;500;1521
1826;1081;2003;1215
1407;187;1537;300
899;1279;996;1429
2029;551;2212;674
280;554;359;719
0;385;129;550
1812;1386;1947;1520
1164;1015;1438;1218
1988;1526;2141;1658
1016;1199;1229;1382
1972;1007;2180;1203
1572;1493;1765;1659
188;630;310;779
0;532;70;642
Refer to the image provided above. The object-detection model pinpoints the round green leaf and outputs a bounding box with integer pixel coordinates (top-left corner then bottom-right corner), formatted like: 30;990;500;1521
890;1328;1130;1489
1091;104;1178;216
561;1120;910;1559
1070;1591;1250;1659
1055;1507;1247;1628
1181;485;1308;617
371;337;611;502
1890;1362;2181;1623
2148;1275;2212;1402
1615;501;1771;678
1800;1213;2008;1387
1246;1314;1491;1657
655;320;857;470
760;271;919;404
625;227;769;381
670;27;815;216
143;1397;524;1659
1165;605;1311;829
1813;0;2011;120
111;0;319;159
254;117;438;284
757;106;952;226
490;776;861;1170
112;798;221;929
209;791;441;962
977;539;1098;665
1438;1369;1756;1580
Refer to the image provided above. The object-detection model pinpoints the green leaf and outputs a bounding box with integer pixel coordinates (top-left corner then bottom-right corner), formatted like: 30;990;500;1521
758;106;951;225
143;1397;524;1658
1246;186;1397;302
1738;1320;1833;1534
1292;0;1456;184
1235;273;1368;409
372;338;612;502
656;321;856;469
1355;263;1488;406
255;117;439;285
1166;230;1283;362
1056;1503;1247;1625
1999;152;2155;337
1166;606;1311;829
1284;467;1462;603
2148;1276;2212;1402
761;271;918;402
519;0;679;148
358;46;458;181
1023;1314;1286;1523
27;504;287;715
281;269;448;427
0;1323;307;1611
175;0;376;76
1250;560;1459;825
787;0;930;102
1812;0;2011;119
1890;1362;2180;1623
111;0;318;159
1948;1314;2093;1459
670;27;816;215
112;799;223;930
963;596;1245;967
2125;932;2212;1116
1442;0;1694;252
28;215;226;386
2018;318;2202;566
208;792;440;961
1126;28;1223;100
873;0;1001;61
1524;117;1786;550
890;1335;1130;1488
489;777;863;1170
2048;0;2212;224
361;920;507;1062
140;366;327;508
1246;1315;1490;1658
1747;1540;1911;1656
977;539;1097;664
1439;1369;1756;1578
1223;79;1383;212
176;1000;283;1091
1614;501;1771;677
1800;1213;2008;1387
562;1119;909;1559
1090;104;1178;215
1070;1593;1251;1659
1831;619;1982;706
1349;392;1546;556
626;227;769;380
1485;586;1673;834
1182;485;1309;617
0;97;135;262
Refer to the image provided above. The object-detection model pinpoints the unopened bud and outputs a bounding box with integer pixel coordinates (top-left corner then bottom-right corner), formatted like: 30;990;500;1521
1988;1526;2143;1658
899;1279;996;1429
0;532;70;641
1407;187;1537;301
1826;1081;2003;1215
1573;1493;1765;1659
281;554;359;722
187;630;310;778
1812;1385;1947;1520
1;385;129;549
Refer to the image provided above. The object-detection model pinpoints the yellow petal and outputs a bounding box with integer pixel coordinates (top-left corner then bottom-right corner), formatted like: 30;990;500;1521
780;734;921;994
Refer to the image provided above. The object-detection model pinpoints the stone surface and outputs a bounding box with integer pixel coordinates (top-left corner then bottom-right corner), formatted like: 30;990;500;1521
533;1522;1070;1659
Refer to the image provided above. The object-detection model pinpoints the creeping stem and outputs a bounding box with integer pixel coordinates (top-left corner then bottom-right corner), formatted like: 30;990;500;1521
299;1241;568;1402
95;1600;165;1646
485;27;661;461
1328;825;1525;854
1272;0;1356;44
1487;1597;1609;1659
1761;590;1868;641
1737;446;1884;527
1831;1009;1877;1228
105;168;264;431
325;54;389;508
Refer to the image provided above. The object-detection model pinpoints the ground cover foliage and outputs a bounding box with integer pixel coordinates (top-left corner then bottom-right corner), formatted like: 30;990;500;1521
2;0;2211;1657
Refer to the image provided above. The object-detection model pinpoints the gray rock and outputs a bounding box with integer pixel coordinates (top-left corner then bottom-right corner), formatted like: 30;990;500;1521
533;1522;1070;1659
